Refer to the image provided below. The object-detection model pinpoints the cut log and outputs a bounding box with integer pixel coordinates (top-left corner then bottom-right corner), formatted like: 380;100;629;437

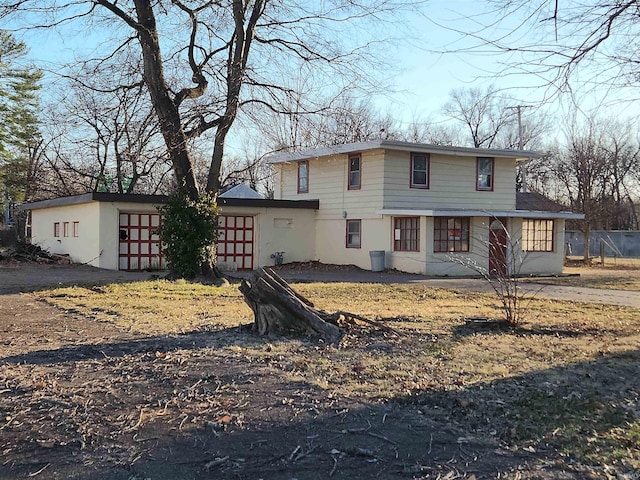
239;267;343;345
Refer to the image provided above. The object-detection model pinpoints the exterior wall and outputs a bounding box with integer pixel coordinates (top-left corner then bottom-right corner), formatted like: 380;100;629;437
217;205;317;268
512;217;565;275
31;202;102;266
275;149;385;220
315;217;389;269
313;215;565;276
383;151;517;210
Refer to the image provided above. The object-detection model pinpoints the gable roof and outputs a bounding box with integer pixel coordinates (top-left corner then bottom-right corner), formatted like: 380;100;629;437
219;184;263;199
516;192;569;213
268;140;542;164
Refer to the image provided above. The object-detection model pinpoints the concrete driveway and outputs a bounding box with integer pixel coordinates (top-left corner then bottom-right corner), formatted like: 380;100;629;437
249;268;640;309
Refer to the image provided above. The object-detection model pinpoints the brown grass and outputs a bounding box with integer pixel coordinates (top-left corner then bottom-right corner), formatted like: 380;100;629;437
38;279;640;473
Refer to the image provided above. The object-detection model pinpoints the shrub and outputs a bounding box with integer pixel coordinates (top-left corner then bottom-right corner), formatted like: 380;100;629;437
156;194;218;279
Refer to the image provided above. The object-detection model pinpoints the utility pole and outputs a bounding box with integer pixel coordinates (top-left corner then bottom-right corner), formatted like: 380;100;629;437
506;105;532;191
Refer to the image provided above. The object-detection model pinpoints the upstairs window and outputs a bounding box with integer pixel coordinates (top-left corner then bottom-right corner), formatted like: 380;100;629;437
477;157;494;191
348;154;361;190
346;219;361;248
410;153;429;188
522;219;554;252
394;217;419;252
297;160;309;193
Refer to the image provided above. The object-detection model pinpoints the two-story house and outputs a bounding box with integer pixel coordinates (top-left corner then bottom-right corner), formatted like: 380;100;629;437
22;140;580;275
270;140;582;276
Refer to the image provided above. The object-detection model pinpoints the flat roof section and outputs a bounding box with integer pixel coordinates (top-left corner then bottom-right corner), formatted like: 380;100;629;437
20;193;320;211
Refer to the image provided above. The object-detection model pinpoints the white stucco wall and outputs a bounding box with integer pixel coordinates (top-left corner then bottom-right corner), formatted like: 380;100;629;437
218;205;317;268
31;202;102;266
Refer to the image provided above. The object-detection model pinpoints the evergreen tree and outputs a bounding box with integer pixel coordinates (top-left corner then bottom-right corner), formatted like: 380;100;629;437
0;31;41;218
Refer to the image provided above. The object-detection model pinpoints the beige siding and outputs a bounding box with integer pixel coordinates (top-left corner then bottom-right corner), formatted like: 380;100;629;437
276;150;385;220
31;202;102;267
383;151;517;210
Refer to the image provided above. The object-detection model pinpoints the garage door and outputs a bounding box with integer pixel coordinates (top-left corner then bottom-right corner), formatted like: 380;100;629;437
119;213;164;271
217;215;254;270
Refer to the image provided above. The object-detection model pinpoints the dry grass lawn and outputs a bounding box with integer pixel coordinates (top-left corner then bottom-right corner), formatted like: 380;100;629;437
36;278;640;477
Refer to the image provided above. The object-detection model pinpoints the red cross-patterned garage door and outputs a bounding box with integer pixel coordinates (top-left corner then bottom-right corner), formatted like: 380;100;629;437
119;212;164;271
217;215;254;270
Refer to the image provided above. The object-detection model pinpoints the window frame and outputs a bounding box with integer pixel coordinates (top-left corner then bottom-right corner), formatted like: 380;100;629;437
522;219;555;252
433;217;471;253
297;160;309;194
393;217;420;252
348;153;361;190
410;152;430;189
53;222;60;238
345;219;362;248
476;157;494;191
73;221;79;238
63;222;70;237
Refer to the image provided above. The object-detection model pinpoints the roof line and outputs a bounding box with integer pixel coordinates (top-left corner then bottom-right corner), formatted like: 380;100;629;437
268;140;542;164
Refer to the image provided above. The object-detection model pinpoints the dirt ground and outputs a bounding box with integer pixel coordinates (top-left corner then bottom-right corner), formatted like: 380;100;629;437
1;263;638;479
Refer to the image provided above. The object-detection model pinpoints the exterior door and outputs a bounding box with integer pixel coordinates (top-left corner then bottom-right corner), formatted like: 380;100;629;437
217;215;254;270
119;212;164;271
489;218;508;276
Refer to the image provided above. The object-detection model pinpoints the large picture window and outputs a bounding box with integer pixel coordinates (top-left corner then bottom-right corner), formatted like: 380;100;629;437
522;219;554;252
348;154;361;190
346;219;361;248
477;157;494;191
297;160;309;193
434;217;470;252
410;153;429;188
394;217;420;252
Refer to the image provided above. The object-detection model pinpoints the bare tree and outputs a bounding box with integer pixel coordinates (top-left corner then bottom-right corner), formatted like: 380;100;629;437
443;85;515;148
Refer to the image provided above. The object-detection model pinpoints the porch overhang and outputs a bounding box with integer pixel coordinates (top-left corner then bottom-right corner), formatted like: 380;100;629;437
376;209;585;220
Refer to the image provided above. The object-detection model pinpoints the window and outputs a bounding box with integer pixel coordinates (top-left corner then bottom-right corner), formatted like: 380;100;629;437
410;153;429;188
297;160;309;193
434;217;470;252
53;222;60;237
63;222;69;237
73;221;79;237
346;219;361;248
348;154;361;190
522;219;554;252
477;157;494;191
394;217;420;252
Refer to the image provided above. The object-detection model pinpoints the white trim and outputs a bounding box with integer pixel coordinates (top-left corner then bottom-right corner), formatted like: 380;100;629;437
376;208;584;220
268;140;541;164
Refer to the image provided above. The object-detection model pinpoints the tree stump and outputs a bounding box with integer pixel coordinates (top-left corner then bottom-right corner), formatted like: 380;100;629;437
239;267;343;345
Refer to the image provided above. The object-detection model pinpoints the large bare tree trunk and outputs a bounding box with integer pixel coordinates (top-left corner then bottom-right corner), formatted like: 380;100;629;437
239;268;343;346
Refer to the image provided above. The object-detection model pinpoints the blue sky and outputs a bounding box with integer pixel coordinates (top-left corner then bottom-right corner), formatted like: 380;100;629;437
8;0;640;149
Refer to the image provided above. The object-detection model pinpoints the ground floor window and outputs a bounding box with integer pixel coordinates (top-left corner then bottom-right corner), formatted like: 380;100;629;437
346;219;361;248
394;217;419;252
522;219;554;252
434;217;470;252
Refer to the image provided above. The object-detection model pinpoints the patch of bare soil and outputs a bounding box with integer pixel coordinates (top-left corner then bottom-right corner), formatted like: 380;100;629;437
3;292;632;480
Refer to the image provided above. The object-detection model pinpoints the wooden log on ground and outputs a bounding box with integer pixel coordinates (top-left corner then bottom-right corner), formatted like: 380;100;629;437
239;267;343;345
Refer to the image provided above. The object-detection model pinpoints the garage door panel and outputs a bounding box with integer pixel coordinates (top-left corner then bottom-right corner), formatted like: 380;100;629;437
119;212;164;272
217;215;254;271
